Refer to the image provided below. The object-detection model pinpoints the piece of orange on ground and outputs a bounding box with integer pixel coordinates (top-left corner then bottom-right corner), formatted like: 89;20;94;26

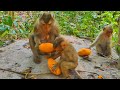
48;58;61;75
98;75;103;79
39;43;54;53
78;48;91;57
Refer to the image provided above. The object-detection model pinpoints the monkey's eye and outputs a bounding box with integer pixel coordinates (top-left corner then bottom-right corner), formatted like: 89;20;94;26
63;44;66;47
48;23;51;25
42;22;45;25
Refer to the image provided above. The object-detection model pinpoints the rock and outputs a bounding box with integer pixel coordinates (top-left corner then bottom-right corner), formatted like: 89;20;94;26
0;35;120;79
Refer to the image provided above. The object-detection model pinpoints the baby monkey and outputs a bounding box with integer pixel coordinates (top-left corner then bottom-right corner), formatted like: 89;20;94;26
50;37;79;79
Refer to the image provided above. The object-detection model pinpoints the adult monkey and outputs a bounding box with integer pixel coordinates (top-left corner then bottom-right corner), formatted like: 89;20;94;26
29;11;60;64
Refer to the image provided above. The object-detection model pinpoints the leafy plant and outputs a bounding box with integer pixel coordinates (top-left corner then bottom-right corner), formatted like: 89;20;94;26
0;11;120;47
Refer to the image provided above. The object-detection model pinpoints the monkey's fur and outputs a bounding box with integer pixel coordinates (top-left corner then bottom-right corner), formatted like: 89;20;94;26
50;37;79;79
29;12;60;64
89;25;113;57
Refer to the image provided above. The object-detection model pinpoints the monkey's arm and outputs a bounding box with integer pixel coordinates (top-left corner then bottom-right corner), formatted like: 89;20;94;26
52;58;63;70
50;51;61;60
29;35;40;57
89;32;102;48
34;35;41;48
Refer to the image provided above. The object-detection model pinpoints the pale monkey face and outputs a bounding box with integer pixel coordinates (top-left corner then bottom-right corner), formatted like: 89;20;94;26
40;13;54;32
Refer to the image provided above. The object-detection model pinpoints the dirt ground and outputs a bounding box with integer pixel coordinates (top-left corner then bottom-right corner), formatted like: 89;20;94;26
0;35;120;79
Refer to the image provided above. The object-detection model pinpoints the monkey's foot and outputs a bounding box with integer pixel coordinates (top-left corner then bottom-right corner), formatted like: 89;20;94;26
82;56;92;61
82;56;89;59
33;57;41;64
97;53;106;57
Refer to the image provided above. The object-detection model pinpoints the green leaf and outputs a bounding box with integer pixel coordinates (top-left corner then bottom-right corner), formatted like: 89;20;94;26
7;16;13;26
13;20;18;27
2;16;13;26
19;29;24;33
0;41;5;46
0;24;8;31
0;26;7;31
1;30;9;37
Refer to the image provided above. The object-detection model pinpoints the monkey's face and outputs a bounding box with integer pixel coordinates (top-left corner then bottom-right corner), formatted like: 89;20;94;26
54;42;66;51
40;12;54;33
53;37;64;50
103;25;113;36
60;41;67;49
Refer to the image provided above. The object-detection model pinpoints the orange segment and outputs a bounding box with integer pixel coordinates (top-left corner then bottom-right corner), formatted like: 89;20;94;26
48;58;61;75
78;48;91;57
39;43;54;53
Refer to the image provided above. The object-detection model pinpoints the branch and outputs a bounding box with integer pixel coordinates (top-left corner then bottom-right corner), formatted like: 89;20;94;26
0;68;51;76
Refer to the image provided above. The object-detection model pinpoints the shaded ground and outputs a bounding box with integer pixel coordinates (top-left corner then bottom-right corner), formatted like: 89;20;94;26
0;35;120;79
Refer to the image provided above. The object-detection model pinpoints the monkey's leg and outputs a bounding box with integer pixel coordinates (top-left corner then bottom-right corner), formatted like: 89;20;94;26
96;44;105;57
29;34;42;64
34;40;41;48
60;61;77;79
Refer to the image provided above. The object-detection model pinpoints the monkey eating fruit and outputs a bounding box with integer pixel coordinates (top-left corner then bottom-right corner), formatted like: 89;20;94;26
29;12;60;64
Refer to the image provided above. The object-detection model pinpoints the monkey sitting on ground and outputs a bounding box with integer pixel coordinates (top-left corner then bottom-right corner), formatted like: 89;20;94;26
29;12;60;64
89;25;113;57
50;37;79;79
34;34;41;48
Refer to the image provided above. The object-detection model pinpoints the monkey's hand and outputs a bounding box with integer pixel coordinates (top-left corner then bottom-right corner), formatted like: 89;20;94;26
35;44;39;48
51;63;59;71
45;53;53;59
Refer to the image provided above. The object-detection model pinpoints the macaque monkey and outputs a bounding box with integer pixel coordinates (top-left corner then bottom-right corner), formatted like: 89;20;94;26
89;25;113;57
50;37;79;79
34;34;41;48
29;12;60;64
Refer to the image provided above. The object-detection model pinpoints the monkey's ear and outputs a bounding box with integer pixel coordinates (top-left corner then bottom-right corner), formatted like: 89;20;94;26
51;13;55;18
61;43;67;49
50;12;55;18
39;13;43;20
61;41;67;48
39;11;46;19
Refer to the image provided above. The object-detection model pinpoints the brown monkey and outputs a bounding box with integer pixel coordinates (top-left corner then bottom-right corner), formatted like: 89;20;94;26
34;34;41;48
29;12;60;64
89;25;113;57
50;37;79;79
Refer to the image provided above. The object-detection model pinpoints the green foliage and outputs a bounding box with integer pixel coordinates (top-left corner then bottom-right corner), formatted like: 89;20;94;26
0;41;5;47
116;45;120;52
115;45;120;58
54;11;120;46
0;11;120;47
0;12;36;40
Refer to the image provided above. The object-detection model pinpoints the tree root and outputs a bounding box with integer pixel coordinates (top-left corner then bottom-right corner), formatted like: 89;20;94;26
0;68;51;79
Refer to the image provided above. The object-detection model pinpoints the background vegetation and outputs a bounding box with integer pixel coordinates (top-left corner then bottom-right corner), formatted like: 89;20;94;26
0;11;120;47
